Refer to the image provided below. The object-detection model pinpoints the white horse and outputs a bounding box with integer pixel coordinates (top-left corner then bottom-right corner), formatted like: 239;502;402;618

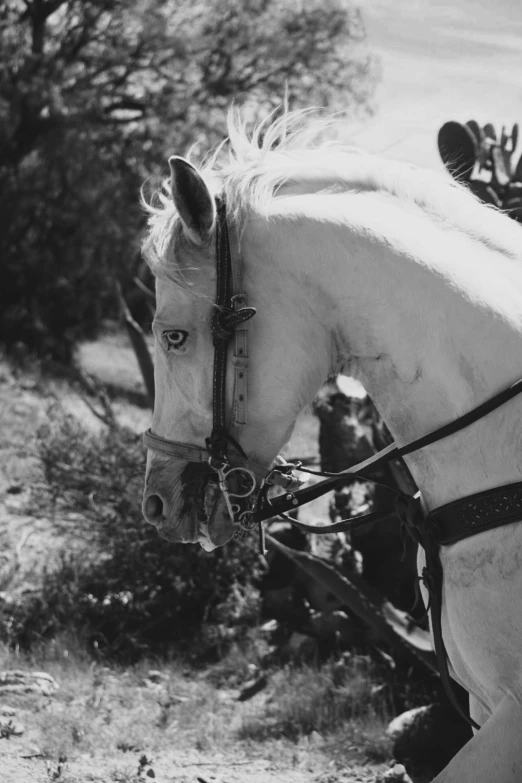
141;111;522;782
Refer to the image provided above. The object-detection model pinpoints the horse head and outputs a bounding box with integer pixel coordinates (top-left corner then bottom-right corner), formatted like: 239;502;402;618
141;152;331;550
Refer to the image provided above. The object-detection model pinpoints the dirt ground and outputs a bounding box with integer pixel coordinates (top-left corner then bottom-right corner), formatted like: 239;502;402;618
0;741;385;783
0;661;390;783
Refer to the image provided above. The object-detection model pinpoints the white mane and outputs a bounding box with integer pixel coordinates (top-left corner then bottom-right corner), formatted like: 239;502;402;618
142;108;522;278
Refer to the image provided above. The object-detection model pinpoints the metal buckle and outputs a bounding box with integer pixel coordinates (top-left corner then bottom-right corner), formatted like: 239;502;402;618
264;464;304;491
231;293;247;309
208;458;257;526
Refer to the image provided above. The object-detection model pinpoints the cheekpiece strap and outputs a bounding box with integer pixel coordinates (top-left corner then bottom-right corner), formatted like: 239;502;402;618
211;197;256;442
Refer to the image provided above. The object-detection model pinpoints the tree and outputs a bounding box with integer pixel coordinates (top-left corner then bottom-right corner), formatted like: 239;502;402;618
0;0;377;359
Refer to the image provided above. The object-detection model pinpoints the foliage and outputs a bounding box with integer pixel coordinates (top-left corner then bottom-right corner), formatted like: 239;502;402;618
0;0;377;360
1;406;262;660
237;653;392;755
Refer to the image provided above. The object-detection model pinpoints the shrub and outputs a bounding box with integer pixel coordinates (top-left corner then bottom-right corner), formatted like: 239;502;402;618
237;654;393;748
2;406;262;660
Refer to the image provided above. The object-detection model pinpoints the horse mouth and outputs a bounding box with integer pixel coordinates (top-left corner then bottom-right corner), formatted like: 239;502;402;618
154;461;248;549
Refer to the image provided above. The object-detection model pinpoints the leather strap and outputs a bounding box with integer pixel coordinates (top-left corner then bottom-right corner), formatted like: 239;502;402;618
208;198;233;461
143;430;210;463
279;508;399;536
256;378;522;523
228;210;250;432
254;444;400;522
422;524;481;730
428;479;522;545
207;198;255;462
399;377;522;457
143;428;269;481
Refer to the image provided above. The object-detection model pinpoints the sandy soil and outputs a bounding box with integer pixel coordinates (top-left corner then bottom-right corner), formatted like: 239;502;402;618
0;745;385;783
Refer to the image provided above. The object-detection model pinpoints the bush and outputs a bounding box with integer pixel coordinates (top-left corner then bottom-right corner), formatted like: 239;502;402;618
2;406;262;660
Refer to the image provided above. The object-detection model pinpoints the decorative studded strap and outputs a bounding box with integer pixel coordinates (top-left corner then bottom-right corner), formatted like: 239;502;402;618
427;480;522;545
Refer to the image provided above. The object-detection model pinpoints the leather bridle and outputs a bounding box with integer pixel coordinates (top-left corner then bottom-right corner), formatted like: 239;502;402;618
143;197;302;540
143;195;522;731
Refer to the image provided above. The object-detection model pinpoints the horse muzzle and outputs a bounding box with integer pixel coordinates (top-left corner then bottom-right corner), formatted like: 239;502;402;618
142;458;237;548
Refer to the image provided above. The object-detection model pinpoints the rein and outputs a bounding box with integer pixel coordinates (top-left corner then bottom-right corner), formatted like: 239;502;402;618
255;376;522;524
143;197;522;732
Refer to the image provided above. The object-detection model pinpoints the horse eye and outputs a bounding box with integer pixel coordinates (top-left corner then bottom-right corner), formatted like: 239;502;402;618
164;330;189;349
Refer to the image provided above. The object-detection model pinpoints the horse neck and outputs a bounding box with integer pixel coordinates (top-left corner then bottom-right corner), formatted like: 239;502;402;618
260;191;522;510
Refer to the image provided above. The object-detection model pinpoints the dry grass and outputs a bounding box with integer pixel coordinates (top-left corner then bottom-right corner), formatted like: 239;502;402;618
0;641;393;776
237;656;393;764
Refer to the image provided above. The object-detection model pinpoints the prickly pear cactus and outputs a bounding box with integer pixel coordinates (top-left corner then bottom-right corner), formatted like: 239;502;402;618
438;119;522;221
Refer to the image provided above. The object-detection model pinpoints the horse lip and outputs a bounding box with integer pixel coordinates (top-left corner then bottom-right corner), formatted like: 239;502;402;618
203;482;235;546
155;517;199;544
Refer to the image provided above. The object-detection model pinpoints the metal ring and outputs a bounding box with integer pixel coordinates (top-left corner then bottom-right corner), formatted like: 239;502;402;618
238;509;258;530
223;466;257;498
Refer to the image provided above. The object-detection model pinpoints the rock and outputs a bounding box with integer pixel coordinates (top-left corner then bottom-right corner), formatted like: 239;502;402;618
285;631;318;661
386;706;431;740
388;703;472;780
144;669;168;685
0;670;59;696
377;763;414;782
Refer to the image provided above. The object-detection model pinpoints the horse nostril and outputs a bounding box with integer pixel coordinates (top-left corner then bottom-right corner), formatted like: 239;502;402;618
145;494;164;522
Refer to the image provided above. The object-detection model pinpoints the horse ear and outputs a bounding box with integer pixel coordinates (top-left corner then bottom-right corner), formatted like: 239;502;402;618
168;156;215;245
